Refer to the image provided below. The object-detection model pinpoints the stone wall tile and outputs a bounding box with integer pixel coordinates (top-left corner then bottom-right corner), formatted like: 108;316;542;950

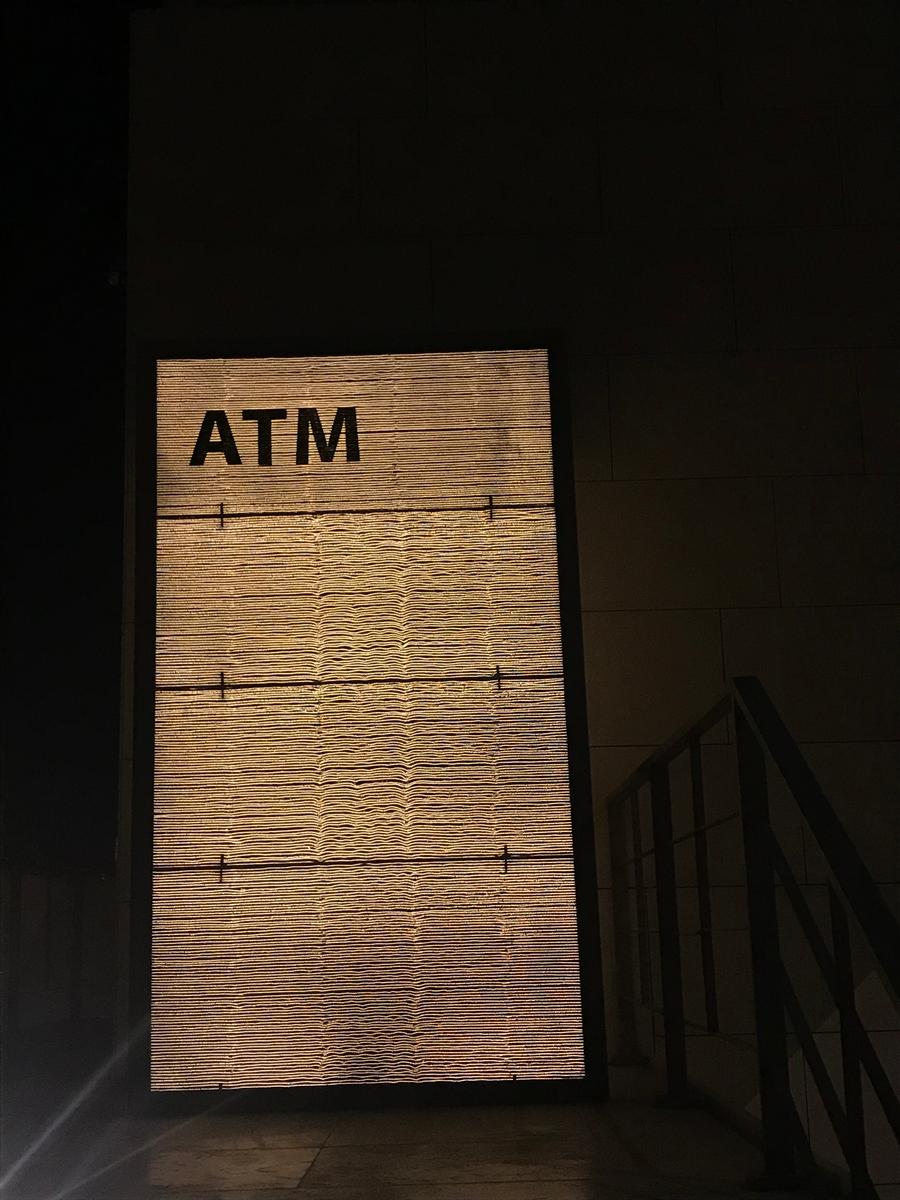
131;5;425;122
360;117;601;234
602;110;841;228
718;0;845;107
425;2;591;115
722;606;900;741
131;119;360;244
431;235;605;353
719;1;897;106
842;0;900;105
840;110;900;225
576;479;779;609
799;742;900;883
609;352;862;479
733;229;900;349
582;609;724;746
586;0;718;110
775;476;900;605
857;350;900;475
129;239;432;341
601;232;734;353
567;355;612;482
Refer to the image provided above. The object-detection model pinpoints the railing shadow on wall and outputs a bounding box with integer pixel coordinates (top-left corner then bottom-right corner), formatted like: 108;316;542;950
605;675;900;1197
0;865;116;1045
0;865;119;1186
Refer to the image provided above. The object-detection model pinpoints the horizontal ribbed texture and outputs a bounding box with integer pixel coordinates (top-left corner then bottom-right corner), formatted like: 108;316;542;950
157;510;564;687
157;352;554;516
152;349;585;1091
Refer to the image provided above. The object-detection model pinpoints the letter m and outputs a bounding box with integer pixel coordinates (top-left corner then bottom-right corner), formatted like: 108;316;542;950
296;407;360;464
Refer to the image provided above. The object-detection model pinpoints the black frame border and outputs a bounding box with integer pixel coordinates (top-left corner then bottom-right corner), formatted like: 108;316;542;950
131;334;607;1113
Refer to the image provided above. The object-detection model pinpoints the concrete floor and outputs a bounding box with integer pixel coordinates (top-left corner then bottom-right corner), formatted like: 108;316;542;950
2;1097;802;1200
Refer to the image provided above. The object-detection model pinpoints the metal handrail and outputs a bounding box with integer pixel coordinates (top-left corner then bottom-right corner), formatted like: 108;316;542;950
604;694;732;809
604;675;900;1195
732;675;899;998
0;866;114;1035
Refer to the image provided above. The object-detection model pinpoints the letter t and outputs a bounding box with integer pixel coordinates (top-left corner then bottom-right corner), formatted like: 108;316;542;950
241;409;288;466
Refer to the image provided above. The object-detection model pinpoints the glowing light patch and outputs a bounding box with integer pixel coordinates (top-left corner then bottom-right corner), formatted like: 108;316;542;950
152;350;585;1090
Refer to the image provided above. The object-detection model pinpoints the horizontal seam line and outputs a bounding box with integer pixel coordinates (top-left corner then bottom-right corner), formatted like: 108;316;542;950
153;851;575;873
157;671;564;693
157;502;555;521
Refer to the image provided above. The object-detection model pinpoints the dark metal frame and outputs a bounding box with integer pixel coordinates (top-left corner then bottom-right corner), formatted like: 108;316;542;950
2;867;110;1037
130;336;607;1111
605;675;900;1194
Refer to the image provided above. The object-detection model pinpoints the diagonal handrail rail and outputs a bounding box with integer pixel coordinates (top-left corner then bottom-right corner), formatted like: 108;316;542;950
604;674;899;1193
732;675;900;998
768;839;900;1139
603;694;732;809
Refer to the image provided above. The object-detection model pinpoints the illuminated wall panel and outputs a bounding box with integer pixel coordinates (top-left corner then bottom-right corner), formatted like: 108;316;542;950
152;350;587;1090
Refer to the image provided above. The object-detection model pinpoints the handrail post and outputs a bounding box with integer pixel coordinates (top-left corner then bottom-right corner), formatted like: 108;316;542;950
609;791;643;1064
830;887;869;1195
736;706;798;1184
733;676;900;998
631;793;651;1006
650;762;688;1102
70;872;84;1023
689;738;719;1034
3;867;22;1036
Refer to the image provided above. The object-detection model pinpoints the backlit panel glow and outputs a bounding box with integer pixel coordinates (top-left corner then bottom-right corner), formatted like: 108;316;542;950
152;350;585;1090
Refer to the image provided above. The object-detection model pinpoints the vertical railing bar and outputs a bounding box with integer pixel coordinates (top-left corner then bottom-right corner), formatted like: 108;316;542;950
830;886;869;1196
631;790;651;1006
5;868;23;1036
733;676;900;995
781;970;850;1149
773;820;900;1144
609;791;642;1063
650;762;688;1102
736;706;798;1185
44;872;55;983
690;738;719;1034
69;873;84;1023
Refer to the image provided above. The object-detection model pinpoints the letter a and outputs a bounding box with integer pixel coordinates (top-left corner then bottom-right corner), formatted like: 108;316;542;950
189;411;242;465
